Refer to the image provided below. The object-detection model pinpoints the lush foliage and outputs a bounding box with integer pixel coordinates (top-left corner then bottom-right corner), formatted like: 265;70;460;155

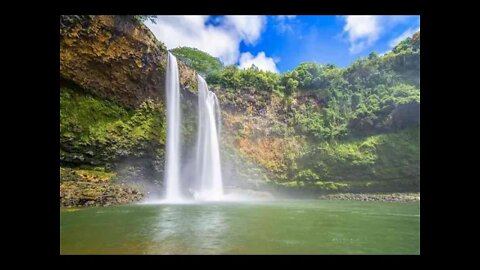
212;32;420;141
393;32;420;54
60;88;166;167
60;29;421;195
133;15;157;24
171;47;224;77
213;32;420;192
207;65;281;93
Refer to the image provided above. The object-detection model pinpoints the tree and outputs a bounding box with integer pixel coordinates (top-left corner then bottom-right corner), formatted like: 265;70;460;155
133;15;157;24
285;78;299;96
392;31;420;54
171;47;224;77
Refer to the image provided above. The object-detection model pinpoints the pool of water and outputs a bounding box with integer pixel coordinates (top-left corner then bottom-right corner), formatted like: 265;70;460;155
60;200;420;254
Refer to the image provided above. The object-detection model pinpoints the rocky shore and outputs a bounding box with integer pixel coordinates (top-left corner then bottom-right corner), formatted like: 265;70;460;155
60;167;144;207
318;192;420;202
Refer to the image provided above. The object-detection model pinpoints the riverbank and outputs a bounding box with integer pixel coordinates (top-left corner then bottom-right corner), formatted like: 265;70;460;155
60;167;144;207
60;181;144;207
318;192;420;202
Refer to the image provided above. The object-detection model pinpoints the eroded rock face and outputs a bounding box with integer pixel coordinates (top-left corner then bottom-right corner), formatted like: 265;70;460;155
60;181;144;207
60;167;144;207
60;15;196;108
59;15;199;207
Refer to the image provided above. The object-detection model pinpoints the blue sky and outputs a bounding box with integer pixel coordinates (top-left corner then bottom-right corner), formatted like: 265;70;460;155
145;15;420;73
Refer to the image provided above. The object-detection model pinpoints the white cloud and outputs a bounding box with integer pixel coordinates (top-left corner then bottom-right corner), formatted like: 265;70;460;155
389;27;420;48
342;15;418;54
223;16;266;44
343;15;381;54
144;15;266;65
238;51;279;73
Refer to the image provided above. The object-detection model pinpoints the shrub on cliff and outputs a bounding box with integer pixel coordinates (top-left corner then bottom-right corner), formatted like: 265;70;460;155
171;47;224;78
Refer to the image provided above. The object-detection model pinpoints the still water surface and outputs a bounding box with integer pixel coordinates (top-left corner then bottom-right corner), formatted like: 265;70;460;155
60;200;420;254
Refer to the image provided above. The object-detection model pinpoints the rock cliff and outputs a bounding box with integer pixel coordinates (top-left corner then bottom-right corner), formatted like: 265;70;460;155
60;15;196;108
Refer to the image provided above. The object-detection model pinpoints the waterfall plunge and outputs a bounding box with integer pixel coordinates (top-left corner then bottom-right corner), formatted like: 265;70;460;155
164;52;183;201
163;53;223;202
194;75;224;201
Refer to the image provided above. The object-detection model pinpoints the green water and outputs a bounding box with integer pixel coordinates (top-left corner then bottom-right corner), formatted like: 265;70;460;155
60;200;420;254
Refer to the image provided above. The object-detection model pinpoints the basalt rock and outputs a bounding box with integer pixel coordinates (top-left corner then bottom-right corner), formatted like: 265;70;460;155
60;167;144;207
60;15;196;109
60;181;144;207
318;192;420;202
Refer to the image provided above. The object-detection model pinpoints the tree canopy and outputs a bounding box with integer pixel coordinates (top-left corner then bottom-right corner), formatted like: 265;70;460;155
171;47;224;78
176;32;420;140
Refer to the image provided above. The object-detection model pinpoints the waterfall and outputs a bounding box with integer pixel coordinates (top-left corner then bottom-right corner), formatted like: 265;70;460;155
164;52;183;201
194;75;224;201
163;52;223;202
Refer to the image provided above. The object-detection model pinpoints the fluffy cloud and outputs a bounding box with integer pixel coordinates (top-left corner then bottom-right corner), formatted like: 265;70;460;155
342;15;416;54
238;51;279;73
389;27;420;48
223;16;266;44
343;15;381;54
145;16;266;65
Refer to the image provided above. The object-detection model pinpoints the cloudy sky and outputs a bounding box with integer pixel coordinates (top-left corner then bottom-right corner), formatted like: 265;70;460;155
145;15;420;73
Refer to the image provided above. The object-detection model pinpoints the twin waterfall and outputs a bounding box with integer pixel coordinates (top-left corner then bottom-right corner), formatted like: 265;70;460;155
164;52;223;202
164;53;182;201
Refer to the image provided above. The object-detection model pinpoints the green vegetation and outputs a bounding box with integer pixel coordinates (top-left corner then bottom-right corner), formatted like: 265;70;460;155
211;32;420;139
297;127;419;186
171;47;224;77
60;167;116;183
207;65;281;93
60;87;166;167
133;15;157;24
60;28;420;197
211;32;420;192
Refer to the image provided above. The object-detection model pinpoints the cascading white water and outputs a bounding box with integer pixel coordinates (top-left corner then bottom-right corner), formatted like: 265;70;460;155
162;52;223;202
194;75;224;200
164;52;183;201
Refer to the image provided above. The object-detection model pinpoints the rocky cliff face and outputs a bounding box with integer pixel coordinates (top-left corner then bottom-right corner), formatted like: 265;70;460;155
60;15;196;108
59;15;419;207
59;15;198;206
215;84;420;194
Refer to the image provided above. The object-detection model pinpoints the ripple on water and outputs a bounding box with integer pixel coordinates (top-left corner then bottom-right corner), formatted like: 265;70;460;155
60;200;420;254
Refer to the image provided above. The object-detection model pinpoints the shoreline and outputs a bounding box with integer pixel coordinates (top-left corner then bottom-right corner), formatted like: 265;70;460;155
60;191;420;208
318;192;420;202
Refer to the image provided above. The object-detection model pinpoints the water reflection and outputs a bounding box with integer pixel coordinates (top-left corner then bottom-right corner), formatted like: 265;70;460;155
146;204;228;254
60;201;420;254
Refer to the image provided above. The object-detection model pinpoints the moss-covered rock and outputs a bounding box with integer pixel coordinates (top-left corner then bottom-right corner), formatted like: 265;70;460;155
60;181;144;207
216;77;419;193
60;87;166;169
295;127;420;191
59;15;420;202
60;167;144;207
59;15;202;207
60;167;116;183
319;192;420;202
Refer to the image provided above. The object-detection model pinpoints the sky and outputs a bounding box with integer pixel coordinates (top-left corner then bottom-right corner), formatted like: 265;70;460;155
145;15;420;74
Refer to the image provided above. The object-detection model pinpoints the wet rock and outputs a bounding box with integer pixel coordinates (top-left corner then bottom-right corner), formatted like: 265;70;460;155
60;169;144;207
318;192;420;202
